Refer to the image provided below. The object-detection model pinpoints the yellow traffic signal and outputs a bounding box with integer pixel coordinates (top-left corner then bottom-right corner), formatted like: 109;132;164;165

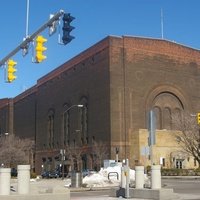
197;113;200;124
35;35;47;63
7;59;17;83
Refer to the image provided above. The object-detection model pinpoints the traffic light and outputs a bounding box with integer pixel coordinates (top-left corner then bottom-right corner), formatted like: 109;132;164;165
62;13;75;45
197;113;200;124
7;59;17;83
35;35;47;63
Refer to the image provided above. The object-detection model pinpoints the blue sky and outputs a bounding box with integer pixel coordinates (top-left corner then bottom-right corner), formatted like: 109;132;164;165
0;0;200;99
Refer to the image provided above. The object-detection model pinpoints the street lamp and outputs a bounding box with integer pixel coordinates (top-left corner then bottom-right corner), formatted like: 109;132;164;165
63;104;83;114
63;104;84;137
61;104;84;179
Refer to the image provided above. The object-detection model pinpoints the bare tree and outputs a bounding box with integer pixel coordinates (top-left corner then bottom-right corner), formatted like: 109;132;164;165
70;145;83;171
172;111;200;167
64;144;83;171
92;140;109;170
0;133;34;168
64;145;73;171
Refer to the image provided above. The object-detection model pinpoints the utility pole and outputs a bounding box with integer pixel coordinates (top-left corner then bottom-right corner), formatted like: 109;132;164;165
161;8;164;39
25;0;30;38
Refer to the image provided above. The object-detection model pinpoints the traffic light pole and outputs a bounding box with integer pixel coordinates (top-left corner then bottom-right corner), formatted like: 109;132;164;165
0;9;64;67
148;110;156;165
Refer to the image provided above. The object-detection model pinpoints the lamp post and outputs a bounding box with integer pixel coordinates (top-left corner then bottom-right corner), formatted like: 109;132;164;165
60;149;66;180
61;104;83;179
63;105;84;114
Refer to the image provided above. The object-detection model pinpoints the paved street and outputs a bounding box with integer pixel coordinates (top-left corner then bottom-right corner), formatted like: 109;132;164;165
10;178;200;200
71;178;200;200
162;178;200;195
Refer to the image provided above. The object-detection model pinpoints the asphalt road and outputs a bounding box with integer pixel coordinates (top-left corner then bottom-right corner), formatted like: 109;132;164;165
71;190;110;198
162;178;200;195
70;178;200;200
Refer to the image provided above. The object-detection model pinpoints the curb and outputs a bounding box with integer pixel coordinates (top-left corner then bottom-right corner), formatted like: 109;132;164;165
162;176;200;179
70;186;117;192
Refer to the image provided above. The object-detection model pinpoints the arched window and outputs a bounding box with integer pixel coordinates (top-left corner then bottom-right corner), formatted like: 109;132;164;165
150;92;184;130
163;107;171;130
63;107;70;146
172;108;182;130
153;106;161;130
47;109;54;148
174;108;182;119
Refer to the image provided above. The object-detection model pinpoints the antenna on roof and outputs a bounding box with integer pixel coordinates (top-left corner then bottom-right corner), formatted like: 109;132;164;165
161;8;164;39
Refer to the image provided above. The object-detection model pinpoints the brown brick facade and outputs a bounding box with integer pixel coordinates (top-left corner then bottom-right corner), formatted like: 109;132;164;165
0;36;200;174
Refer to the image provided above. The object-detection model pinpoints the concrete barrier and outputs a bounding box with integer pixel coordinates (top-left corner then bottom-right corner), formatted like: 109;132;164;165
0;168;11;195
135;166;144;189
17;165;30;194
151;165;161;189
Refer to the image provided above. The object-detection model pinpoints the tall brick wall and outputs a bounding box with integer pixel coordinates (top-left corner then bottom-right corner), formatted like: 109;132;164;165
1;35;200;173
0;99;10;136
34;45;111;172
109;36;200;166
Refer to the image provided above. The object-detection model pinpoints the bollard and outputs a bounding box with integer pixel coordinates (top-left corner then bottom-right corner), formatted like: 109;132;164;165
151;165;161;189
121;166;126;188
17;165;30;194
124;159;130;199
0;168;11;195
135;166;144;189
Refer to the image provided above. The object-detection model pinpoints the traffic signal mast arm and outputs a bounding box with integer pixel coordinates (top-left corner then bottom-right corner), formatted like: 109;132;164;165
0;10;64;67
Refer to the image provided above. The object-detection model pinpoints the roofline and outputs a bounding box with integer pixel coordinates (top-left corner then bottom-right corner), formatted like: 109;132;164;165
122;35;200;52
37;36;111;86
0;98;10;109
13;85;37;103
2;35;200;102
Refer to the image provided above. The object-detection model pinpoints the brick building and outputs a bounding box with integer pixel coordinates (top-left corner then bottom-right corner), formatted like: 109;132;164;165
0;36;200;174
